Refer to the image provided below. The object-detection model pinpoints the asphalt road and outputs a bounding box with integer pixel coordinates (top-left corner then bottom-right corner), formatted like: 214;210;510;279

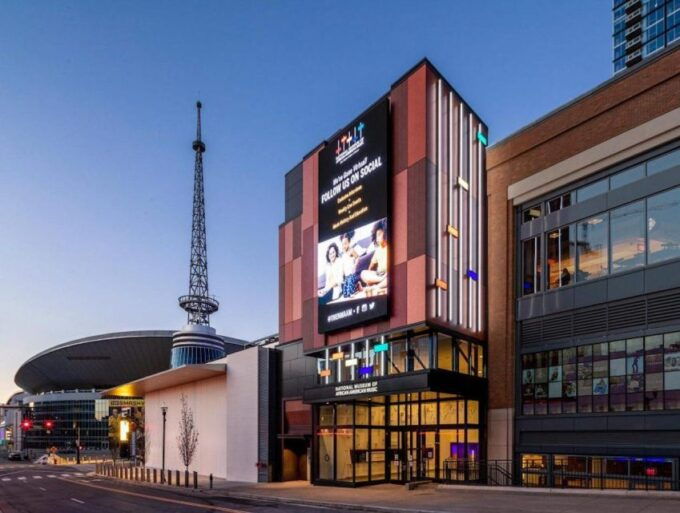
0;464;344;513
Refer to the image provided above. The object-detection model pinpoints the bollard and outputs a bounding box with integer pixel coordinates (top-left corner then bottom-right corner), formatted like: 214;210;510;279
210;473;213;489
153;468;157;483
176;470;180;487
185;470;189;488
193;471;197;489
168;469;172;486
134;467;138;481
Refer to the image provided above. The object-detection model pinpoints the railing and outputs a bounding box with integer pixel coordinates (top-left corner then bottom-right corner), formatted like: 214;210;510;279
442;460;679;491
442;459;513;486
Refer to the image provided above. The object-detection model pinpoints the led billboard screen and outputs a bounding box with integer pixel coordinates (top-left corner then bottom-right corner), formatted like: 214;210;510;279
317;98;390;333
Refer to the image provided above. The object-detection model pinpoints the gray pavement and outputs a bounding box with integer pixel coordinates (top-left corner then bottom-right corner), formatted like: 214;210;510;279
0;463;347;513
6;462;680;513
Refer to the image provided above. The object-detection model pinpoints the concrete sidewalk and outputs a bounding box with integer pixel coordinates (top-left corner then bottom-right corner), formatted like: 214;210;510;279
87;468;680;513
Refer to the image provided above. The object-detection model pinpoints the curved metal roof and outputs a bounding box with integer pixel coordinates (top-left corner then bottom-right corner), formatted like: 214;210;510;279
14;330;246;394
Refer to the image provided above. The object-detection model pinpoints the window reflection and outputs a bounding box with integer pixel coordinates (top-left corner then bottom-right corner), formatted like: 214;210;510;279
648;186;680;264
577;214;608;281
610;201;645;273
522;237;541;295
547;226;575;289
576;179;608;202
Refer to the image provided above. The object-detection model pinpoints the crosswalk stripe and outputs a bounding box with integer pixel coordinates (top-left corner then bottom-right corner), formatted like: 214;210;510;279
60;473;70;477
1;478;10;482
47;475;56;478
33;476;42;479
18;477;26;480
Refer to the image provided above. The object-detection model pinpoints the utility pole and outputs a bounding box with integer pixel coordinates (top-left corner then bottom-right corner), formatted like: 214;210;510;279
161;406;167;483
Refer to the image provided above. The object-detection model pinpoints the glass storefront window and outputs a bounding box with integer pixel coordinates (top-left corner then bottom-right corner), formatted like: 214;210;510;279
547;225;575;289
437;334;453;371
387;339;408;375
410;334;431;371
648;186;680;264
523;204;542;223
610;201;645;273
521;331;680;415
577;214;608;281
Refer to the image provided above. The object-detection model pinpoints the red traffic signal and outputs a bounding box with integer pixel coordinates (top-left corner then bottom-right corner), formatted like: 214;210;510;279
21;419;32;430
44;420;54;429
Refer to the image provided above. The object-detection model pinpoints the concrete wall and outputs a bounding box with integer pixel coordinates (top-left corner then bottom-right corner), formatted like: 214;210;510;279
144;347;263;482
145;374;227;478
225;347;260;482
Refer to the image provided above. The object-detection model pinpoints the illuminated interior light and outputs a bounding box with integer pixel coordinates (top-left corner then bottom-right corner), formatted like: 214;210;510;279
331;351;344;360
447;225;459;238
345;358;358;367
467;269;478;281
319;369;331;377
477;131;488;146
435;278;448;290
119;419;130;442
457;176;469;190
358;366;373;376
373;342;389;353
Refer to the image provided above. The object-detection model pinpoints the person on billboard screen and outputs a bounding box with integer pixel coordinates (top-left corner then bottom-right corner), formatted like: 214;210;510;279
340;230;365;298
360;220;388;296
318;242;343;304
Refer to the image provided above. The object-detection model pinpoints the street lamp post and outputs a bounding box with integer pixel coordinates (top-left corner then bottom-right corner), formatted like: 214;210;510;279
161;406;167;483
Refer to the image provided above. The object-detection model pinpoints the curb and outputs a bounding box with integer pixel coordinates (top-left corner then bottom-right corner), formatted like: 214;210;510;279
437;483;680;499
91;475;444;513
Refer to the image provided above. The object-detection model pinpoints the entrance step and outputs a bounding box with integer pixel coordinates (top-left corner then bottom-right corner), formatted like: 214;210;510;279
405;480;430;490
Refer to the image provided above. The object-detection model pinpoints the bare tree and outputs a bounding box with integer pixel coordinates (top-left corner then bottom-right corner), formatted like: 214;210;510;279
176;394;199;470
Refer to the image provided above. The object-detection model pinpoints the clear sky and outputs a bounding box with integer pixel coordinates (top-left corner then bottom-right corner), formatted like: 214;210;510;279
0;0;612;401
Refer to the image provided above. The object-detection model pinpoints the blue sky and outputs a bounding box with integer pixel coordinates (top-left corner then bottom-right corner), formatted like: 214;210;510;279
0;0;612;400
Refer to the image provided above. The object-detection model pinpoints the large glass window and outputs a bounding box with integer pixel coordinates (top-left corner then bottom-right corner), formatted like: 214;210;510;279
610;201;645;273
610;164;644;189
521;331;680;415
522;237;541;295
648;148;680;175
648;186;680;264
547;225;575;289
577;214;608;281
577;179;608;202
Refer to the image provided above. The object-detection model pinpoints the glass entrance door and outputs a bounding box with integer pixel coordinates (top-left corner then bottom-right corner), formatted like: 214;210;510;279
389;429;436;482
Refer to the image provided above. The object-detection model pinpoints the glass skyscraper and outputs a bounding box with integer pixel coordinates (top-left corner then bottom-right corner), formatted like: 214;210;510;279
613;0;680;73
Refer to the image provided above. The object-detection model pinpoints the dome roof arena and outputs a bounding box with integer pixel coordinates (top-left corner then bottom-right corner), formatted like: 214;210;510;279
15;330;247;394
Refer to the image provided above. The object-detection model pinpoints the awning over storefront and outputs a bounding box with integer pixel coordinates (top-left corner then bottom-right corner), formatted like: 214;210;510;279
302;369;486;403
101;362;226;398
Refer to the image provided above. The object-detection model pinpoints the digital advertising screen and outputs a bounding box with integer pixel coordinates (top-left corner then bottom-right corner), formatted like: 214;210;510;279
317;98;390;333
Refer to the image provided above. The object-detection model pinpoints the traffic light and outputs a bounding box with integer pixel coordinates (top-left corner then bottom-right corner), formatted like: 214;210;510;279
21;419;32;431
44;420;54;430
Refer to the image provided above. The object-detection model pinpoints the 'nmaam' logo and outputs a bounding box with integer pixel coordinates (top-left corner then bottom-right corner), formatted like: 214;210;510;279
335;121;365;164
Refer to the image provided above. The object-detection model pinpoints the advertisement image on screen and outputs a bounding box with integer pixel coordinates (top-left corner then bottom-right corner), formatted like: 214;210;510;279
317;99;390;333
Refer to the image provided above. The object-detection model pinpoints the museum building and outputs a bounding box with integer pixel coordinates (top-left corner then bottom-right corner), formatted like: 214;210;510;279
279;59;489;485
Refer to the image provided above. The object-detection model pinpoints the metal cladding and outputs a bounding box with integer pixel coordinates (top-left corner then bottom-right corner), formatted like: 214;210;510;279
172;101;224;367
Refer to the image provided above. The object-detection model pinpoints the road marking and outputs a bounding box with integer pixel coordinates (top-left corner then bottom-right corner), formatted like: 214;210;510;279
70;498;84;504
60;473;70;477
1;478;10;482
47;475;56;478
60;477;248;513
39;487;47;491
17;477;26;480
33;476;42;479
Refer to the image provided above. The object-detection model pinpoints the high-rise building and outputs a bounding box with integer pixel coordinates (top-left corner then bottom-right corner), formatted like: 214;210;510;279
613;0;680;73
